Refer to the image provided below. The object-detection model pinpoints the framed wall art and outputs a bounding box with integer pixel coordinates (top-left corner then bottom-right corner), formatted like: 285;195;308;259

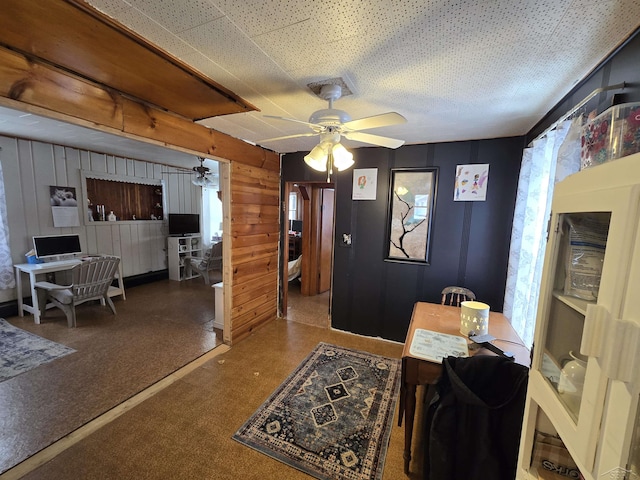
352;168;378;200
386;167;438;263
454;164;489;201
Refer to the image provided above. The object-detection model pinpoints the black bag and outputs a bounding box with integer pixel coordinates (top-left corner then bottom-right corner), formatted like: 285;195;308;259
424;355;529;480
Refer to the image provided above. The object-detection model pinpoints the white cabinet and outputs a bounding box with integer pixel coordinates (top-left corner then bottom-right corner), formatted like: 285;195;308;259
167;235;202;281
212;282;223;330
517;152;640;480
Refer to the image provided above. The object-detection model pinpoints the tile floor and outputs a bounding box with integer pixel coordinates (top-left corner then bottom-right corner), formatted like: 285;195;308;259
1;277;428;479
0;277;222;475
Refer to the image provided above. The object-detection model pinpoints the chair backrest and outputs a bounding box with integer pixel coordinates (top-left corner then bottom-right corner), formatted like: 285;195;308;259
199;241;222;270
71;256;120;302
441;286;476;306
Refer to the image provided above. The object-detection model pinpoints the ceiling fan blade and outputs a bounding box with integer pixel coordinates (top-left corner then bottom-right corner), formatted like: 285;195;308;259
264;115;321;129
342;112;406;132
259;132;319;142
343;131;405;149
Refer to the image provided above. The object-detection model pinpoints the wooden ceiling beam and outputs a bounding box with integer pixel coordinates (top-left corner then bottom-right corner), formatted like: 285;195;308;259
0;45;278;171
0;0;258;120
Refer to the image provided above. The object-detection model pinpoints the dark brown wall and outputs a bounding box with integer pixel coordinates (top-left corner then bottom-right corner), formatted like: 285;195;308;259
283;136;525;342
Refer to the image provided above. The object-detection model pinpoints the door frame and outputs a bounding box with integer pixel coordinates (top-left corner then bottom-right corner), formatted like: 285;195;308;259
280;181;335;321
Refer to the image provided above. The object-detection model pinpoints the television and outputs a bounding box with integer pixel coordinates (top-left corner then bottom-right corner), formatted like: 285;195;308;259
168;213;200;236
33;234;82;260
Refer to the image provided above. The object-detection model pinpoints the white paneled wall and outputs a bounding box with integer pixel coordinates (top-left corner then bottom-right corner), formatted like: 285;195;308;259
0;134;202;303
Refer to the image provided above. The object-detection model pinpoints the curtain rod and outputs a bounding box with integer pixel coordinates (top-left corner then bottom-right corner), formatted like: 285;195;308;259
529;82;626;146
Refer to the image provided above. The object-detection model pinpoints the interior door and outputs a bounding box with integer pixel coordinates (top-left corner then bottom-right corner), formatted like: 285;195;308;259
318;188;334;293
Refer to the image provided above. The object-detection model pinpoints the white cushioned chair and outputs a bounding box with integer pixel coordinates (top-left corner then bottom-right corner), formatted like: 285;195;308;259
185;241;222;285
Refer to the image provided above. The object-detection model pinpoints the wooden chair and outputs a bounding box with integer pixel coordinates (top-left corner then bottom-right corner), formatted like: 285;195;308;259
185;241;222;285
441;286;476;306
34;256;121;328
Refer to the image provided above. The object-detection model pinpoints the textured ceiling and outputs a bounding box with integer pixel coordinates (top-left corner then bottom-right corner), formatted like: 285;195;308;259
1;0;639;163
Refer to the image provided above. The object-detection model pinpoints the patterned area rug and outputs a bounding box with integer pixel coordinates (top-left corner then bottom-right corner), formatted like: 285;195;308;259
233;342;401;480
0;319;75;382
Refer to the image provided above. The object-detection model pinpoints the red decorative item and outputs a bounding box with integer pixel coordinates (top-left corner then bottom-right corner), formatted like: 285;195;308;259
580;102;640;169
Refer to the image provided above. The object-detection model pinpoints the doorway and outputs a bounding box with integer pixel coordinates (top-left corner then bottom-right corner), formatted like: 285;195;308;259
282;181;335;328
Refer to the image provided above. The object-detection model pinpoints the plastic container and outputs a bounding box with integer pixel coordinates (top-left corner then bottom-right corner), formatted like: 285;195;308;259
26;255;42;264
580;102;640;169
25;249;43;264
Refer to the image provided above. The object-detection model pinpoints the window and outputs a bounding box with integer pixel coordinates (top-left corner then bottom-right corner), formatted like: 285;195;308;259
288;191;298;221
203;186;222;245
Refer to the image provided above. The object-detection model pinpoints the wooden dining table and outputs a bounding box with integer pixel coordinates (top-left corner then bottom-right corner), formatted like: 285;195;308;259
398;301;530;474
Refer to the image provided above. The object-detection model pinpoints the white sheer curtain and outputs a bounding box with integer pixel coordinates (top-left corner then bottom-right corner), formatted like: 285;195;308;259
504;119;580;347
0;160;15;289
202;186;222;248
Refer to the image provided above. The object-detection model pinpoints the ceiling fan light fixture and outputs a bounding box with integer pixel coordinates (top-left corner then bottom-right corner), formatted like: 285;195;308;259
304;143;329;172
332;143;354;171
192;175;212;187
191;156;217;187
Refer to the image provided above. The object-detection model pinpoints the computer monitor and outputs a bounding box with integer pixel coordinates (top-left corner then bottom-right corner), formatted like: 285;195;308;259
33;234;82;260
291;220;303;233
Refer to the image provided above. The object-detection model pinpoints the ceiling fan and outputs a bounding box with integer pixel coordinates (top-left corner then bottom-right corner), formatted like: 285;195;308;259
260;83;406;176
192;157;216;187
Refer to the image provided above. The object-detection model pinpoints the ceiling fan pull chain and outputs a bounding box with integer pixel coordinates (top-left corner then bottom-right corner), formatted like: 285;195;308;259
327;152;334;182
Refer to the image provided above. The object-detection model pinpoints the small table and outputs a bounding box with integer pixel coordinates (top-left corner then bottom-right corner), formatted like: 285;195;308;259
15;258;126;324
398;302;530;474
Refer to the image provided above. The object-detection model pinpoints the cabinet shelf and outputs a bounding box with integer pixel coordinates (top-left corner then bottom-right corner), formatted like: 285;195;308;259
552;290;591;316
167;235;202;281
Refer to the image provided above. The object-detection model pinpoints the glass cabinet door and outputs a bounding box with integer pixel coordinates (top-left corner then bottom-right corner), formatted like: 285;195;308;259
541;212;610;419
530;182;639;472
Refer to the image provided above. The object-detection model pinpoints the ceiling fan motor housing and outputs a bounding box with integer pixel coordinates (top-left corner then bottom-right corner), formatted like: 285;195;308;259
309;108;351;127
259;79;405;149
193;156;210;176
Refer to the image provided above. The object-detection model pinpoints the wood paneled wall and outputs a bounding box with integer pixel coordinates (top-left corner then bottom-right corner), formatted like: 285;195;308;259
0;130;282;345
228;162;281;344
0;134;200;303
0;1;281;344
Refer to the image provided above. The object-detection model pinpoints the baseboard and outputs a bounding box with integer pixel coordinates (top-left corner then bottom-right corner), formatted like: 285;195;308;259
121;270;168;288
0;300;18;318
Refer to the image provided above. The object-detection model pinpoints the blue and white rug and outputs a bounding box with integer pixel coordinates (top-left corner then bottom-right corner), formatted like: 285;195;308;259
0;319;75;382
233;342;401;480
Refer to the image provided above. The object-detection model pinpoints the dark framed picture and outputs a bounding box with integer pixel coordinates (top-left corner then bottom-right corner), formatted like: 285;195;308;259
386;167;438;263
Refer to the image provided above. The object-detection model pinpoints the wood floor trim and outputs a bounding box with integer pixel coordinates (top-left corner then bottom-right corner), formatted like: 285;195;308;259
0;344;231;480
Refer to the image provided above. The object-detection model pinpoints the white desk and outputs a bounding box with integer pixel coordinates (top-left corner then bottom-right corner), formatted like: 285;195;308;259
14;257;126;324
